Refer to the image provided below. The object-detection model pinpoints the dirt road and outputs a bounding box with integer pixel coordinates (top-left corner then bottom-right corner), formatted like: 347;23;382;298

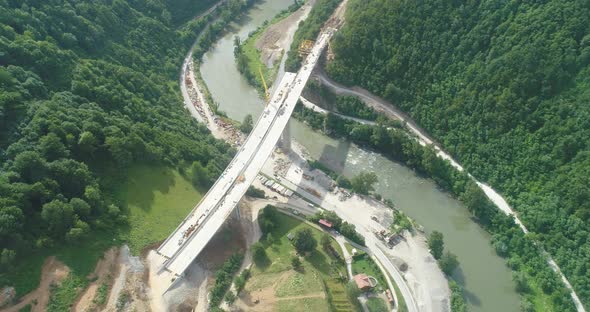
2;257;69;312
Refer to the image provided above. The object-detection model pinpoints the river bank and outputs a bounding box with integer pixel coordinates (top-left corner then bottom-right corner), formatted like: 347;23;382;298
197;1;523;312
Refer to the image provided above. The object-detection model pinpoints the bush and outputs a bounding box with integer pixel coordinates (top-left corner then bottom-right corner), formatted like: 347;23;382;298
427;231;444;260
240;114;253;133
209;253;244;307
336;175;352;189
234;269;250;294
258;205;279;234
224;291;236;304
291;256;302;270
246;185;265;198
438;251;459;276
251;242;266;263
345;282;363;312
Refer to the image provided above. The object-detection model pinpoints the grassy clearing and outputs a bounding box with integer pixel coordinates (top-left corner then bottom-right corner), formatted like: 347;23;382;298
343;242;354;255
366;297;388;312
351;254;387;291
246;208;355;311
3;229;114;297
276;270;323;297
3;163;202;306
277;297;330;312
240;26;279;94
18;305;32;312
46;275;86;312
120;165;204;254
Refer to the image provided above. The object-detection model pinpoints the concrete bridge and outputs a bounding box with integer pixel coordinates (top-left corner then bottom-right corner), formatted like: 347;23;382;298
156;29;334;277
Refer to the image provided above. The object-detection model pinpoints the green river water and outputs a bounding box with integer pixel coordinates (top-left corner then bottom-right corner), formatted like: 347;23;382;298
199;1;521;311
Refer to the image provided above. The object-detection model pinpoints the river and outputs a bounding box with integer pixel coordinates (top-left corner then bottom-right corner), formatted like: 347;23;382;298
199;0;521;311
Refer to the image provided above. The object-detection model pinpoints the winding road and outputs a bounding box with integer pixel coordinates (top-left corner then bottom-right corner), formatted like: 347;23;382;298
313;69;587;312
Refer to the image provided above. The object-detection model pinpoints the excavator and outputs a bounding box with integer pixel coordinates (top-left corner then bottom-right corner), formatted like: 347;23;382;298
258;65;270;103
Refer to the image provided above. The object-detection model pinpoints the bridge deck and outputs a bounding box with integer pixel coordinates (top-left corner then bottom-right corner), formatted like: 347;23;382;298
159;30;333;276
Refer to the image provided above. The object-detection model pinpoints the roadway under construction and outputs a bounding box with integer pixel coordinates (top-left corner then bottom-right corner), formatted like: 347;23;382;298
156;29;335;278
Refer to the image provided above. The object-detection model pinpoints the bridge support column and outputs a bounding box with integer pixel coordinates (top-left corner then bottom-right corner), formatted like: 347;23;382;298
234;203;241;219
279;120;291;151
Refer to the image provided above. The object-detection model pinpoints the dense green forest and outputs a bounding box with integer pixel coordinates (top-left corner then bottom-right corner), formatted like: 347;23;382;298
0;0;265;288
326;0;590;309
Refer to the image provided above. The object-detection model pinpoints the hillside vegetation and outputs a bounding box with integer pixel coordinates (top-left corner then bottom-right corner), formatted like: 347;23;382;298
0;0;258;291
327;0;590;309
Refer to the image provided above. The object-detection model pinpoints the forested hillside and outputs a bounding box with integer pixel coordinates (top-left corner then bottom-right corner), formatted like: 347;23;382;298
0;0;238;284
327;0;590;309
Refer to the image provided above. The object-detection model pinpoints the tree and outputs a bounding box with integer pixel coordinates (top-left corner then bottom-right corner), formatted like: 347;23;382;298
41;199;74;237
340;222;365;246
251;242;266;263
291;256;302;270
427;231;444;259
12;151;46;183
259;206;278;234
438;251;459;275
350;171;378;195
322;211;342;229
336;175;352;189
321;233;331;251
39;133;69;160
293;228;317;254
0;205;24;239
0;249;16;271
224;291;236;305
70;198;91;219
240;114;253;133
520;298;534;312
513;272;530;293
246;185;265;198
191;161;210;187
77;131;98;156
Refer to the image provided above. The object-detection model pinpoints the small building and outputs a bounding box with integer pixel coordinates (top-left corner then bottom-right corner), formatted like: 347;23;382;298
386;289;395;304
318;219;333;229
287;232;294;241
353;274;377;292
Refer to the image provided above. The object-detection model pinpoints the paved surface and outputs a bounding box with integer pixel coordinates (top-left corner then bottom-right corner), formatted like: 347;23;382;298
157;29;336;277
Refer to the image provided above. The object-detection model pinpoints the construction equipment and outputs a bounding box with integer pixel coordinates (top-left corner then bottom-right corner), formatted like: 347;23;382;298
258;65;270;102
298;39;314;57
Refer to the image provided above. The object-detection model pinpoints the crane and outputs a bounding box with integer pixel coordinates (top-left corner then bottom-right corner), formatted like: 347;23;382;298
258;65;270;103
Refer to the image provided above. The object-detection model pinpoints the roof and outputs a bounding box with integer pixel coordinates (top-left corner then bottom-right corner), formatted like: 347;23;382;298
318;219;333;228
353;274;373;289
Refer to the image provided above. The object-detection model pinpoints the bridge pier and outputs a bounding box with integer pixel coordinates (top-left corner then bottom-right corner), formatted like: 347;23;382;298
279;120;291;151
233;202;241;219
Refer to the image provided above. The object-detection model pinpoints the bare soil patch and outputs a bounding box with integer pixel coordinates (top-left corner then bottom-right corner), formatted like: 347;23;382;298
73;247;119;312
1;257;70;312
255;3;312;67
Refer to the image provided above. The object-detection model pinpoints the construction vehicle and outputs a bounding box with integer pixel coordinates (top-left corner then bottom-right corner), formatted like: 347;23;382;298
298;39;314;57
258;65;270;102
237;174;245;183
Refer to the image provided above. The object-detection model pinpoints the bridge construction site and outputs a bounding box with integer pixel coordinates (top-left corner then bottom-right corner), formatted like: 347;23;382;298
156;28;335;280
